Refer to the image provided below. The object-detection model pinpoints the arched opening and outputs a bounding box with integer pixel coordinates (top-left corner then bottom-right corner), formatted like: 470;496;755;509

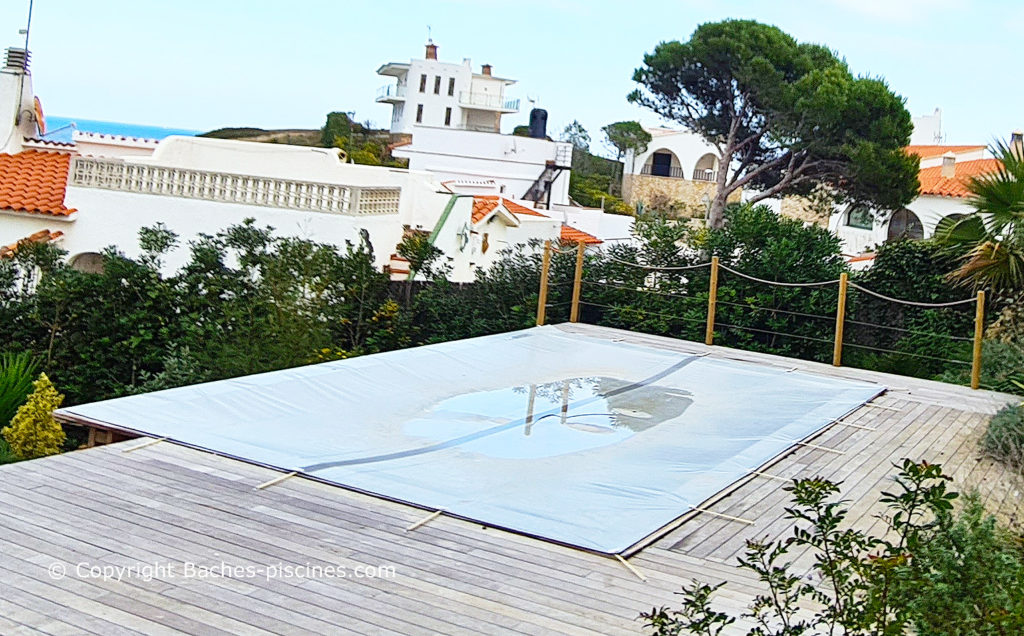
844;204;874;230
69;252;105;274
692;153;718;182
886;208;924;240
641;149;683;179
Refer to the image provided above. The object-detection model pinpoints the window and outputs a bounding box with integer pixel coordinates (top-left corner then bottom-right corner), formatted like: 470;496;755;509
416;104;423;123
434;76;441;94
419;74;427;92
886;209;924;240
447;77;455;96
444;107;452;126
845;205;873;230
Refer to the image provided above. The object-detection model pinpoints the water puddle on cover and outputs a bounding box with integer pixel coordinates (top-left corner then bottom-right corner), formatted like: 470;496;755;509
404;377;693;459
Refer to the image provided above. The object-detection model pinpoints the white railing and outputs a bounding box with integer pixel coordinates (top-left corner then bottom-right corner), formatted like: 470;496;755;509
70;157;401;216
458;91;519;111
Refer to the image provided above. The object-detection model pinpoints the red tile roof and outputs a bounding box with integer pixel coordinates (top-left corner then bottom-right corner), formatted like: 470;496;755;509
471;196;548;223
905;145;986;159
0;229;65;258
560;224;602;245
0;151;76;216
918;158;1002;198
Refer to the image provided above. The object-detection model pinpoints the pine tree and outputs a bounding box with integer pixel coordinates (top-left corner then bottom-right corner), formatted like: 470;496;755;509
1;372;65;459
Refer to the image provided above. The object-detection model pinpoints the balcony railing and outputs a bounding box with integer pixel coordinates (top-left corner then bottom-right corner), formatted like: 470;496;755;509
692;168;718;182
640;165;685;179
70;157;401;216
458;91;519;111
376;84;407;101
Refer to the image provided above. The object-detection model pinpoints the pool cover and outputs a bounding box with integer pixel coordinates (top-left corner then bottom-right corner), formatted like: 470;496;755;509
57;326;883;554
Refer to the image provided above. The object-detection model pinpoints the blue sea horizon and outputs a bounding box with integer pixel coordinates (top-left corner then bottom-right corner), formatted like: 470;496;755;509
41;117;201;143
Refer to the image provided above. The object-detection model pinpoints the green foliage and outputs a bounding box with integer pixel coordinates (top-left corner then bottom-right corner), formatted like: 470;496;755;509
602;120;652;161
569;172;633;214
585;204;847;362
321;111;356;148
934;139;1024;296
321;112;405;167
644;460;1024;636
982;405;1024;469
941;338;1024;394
2;372;65;459
0;220;406;406
408;242;576;344
560;120;591;152
845;239;977;380
396;232;446;280
0;350;40;428
512;125;530;137
629;19;918;227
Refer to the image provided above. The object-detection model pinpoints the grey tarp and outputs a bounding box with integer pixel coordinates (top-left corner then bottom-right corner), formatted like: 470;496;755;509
57;327;883;553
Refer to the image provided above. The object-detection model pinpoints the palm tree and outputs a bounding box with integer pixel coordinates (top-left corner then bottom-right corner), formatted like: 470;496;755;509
935;139;1024;294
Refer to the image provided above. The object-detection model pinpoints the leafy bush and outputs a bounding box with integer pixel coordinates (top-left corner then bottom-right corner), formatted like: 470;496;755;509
982;405;1024;469
0;351;40;427
642;460;1024;635
940;338;1024;394
1;372;65;459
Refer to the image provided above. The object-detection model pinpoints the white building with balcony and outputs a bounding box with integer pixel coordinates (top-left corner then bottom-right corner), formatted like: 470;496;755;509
377;41;519;136
621;127;729;214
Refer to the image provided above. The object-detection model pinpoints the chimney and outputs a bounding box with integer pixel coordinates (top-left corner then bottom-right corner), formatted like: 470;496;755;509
1012;129;1023;159
941;151;956;178
481;64;492;77
0;47;36;154
425;41;437;60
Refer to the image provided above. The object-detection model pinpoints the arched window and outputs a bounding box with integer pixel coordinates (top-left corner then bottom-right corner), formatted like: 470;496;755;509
692;153;718;181
886;209;924;240
69;252;105;274
642;149;682;178
844;204;873;230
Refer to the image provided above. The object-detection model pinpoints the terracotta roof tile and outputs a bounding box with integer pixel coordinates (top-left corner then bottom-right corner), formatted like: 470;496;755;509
918;158;1002;198
0;229;65;258
471;196;548;223
905;145;986;159
0;151;76;216
560;224;602;245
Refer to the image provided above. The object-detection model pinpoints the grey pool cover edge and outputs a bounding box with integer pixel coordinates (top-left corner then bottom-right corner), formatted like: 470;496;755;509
56;326;884;555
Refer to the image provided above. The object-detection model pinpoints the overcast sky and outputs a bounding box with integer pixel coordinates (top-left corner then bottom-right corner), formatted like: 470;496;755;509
3;1;1020;152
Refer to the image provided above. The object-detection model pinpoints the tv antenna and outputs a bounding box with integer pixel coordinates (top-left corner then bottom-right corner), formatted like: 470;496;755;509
427;24;432;43
19;0;33;51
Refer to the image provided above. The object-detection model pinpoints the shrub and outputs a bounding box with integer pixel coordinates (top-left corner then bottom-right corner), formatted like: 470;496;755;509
0;350;40;427
642;460;1024;636
982;405;1024;469
1;372;65;459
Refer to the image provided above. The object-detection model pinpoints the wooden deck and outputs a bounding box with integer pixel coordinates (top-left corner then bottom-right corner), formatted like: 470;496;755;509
0;324;1018;635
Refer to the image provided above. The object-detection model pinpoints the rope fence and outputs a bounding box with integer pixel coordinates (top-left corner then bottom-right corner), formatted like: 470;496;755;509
535;241;987;390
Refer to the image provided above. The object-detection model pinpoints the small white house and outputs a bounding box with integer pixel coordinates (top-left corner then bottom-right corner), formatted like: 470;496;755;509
621;127;726;213
376;41;519;136
829;141;1014;258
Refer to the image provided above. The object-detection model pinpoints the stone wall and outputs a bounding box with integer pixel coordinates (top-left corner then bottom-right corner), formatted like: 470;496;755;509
778;192;832;226
623;174;741;218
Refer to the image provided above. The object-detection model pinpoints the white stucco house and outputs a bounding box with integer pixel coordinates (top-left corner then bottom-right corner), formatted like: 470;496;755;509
0;46;600;283
620;127;729;214
828;141;1012;261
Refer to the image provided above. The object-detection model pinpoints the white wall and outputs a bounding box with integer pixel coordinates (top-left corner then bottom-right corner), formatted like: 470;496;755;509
624;129;720;178
828;195;976;255
394;126;572;206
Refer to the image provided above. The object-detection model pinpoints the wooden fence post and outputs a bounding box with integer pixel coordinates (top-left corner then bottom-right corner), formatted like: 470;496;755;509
569;241;585;323
832;272;848;367
536;240;552;326
705;256;719;346
971;290;985;390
